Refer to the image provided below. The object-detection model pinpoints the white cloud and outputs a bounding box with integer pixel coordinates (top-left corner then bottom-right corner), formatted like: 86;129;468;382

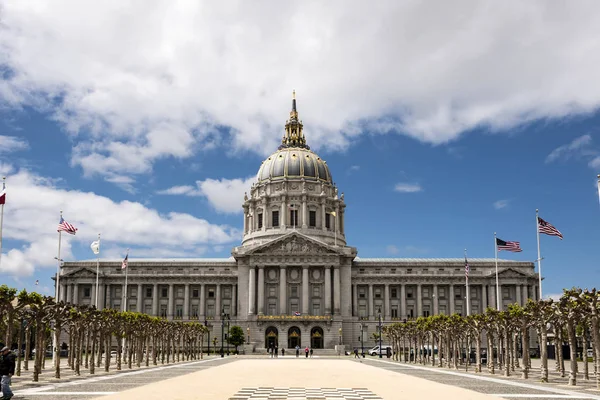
589;156;600;170
493;199;510;209
386;245;399;255
3;2;600;180
0;135;28;153
394;183;422;193
157;176;255;214
0;166;239;277
386;245;428;256
545;135;594;163
544;293;563;301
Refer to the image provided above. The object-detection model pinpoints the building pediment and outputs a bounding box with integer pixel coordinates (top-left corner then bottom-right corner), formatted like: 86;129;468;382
496;268;530;278
62;267;102;279
235;232;344;257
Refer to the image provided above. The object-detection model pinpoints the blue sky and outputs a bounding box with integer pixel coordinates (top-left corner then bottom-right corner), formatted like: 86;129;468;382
1;2;600;300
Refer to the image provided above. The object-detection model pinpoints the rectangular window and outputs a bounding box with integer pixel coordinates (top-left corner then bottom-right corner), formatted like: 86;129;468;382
409;308;414;318
290;210;298;226
406;288;413;298
358;288;366;298
268;286;276;297
207;304;215;317
391;306;398;318
312;302;320;316
176;305;183;319
177;288;184;298
84;287;91;298
258;213;263;229
406;269;412;274
132;288;138;297
471;289;477;299
272;211;279;227
439;288;446;299
192;289;199;298
208;289;215;298
456;305;463;316
439;306;446;315
325;213;330;229
224;287;231;298
290;300;299;313
309;210;316;227
503;287;510;300
146;287;152;298
423;288;430;298
115;288;122;298
268;302;277;316
391;288;398;298
191;305;199;318
313;286;320;297
291;286;298;298
455;287;462;299
359;305;367;317
374;289;381;299
160;305;167;318
145;305;152;315
423;305;430;317
161;288;168;297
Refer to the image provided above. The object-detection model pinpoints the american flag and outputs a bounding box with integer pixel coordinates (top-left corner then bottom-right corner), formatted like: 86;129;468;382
464;256;470;279
294;311;301;316
496;238;522;252
121;253;129;270
538;217;563;239
57;216;77;235
0;179;6;205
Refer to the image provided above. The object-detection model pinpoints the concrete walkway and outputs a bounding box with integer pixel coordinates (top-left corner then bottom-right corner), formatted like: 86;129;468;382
92;358;505;400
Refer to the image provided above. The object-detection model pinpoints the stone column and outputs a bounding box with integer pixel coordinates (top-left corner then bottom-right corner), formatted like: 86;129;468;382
200;284;206;317
352;284;358;317
279;267;287;315
263;200;269;231
522;285;528;305
257;267;265;315
97;283;105;310
324;267;332;315
216;284;222;316
333;266;341;315
489;284;497;310
281;197;287;228
137;284;143;313
301;195;307;228
416;284;422;317
73;284;79;305
321;198;326;231
302;267;309;314
184;284;190;320
243;207;248;234
60;284;67;303
248;268;256;315
152;284;158;316
105;284;111;309
90;284;96;308
384;284;390;320
232;284;237;316
400;284;406;319
481;285;487;311
168;284;174;320
516;285;522;306
433;284;439;315
368;284;374;319
335;204;340;237
66;284;72;304
499;284;503;310
449;285;455;314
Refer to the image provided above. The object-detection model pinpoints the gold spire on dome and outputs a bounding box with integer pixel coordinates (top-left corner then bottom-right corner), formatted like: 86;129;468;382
280;90;309;149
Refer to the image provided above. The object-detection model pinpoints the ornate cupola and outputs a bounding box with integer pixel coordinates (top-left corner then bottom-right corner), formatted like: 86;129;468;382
240;92;347;247
280;90;309;149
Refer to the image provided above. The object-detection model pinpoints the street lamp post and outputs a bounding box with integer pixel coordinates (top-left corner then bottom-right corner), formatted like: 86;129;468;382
360;323;365;358
220;309;225;358
205;319;210;355
226;314;230;356
338;328;342;345
378;307;382;359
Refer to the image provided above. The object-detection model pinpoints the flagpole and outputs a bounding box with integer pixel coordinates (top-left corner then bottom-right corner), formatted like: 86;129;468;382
536;209;543;301
56;210;63;301
123;248;129;313
494;232;500;310
464;248;470;316
95;233;100;309
0;176;5;271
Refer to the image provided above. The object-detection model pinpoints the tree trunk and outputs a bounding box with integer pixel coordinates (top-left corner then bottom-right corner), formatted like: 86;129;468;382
540;324;549;382
24;325;31;371
504;329;511;377
85;328;91;369
521;325;530;379
567;320;577;386
16;319;23;376
582;327;589;380
513;332;519;370
54;320;62;378
475;332;482;373
90;326;96;375
590;310;600;389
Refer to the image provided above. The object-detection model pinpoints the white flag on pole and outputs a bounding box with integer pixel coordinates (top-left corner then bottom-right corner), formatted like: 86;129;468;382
597;175;600;205
90;240;100;255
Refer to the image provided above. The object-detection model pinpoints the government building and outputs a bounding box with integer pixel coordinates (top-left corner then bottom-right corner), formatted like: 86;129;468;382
58;94;539;351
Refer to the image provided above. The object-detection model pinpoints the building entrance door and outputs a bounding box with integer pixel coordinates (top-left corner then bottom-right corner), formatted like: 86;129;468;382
265;327;278;349
311;327;324;349
288;326;301;348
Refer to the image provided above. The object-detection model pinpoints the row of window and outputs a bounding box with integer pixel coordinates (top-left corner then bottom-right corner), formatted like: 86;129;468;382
256;210;333;229
357;286;522;300
265;285;321;298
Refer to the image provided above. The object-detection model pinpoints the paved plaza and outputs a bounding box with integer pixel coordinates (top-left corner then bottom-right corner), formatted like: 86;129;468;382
9;356;600;400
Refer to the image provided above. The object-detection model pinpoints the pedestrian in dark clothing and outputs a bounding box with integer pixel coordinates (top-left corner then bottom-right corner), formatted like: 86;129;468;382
0;346;15;400
354;348;359;358
274;345;278;358
281;348;285;357
305;346;309;358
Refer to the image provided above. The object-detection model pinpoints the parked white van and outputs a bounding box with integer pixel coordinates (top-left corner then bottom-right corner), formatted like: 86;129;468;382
368;345;392;356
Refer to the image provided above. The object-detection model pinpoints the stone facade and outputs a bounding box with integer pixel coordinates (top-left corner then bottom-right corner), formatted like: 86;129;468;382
57;95;538;351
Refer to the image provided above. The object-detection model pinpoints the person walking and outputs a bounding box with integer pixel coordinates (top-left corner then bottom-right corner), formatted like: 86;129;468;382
354;348;359;358
295;345;300;358
310;348;313;358
305;346;309;358
274;345;278;358
0;346;15;400
281;348;285;357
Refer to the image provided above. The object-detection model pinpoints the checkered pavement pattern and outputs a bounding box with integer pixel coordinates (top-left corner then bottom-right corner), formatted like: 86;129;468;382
229;387;382;399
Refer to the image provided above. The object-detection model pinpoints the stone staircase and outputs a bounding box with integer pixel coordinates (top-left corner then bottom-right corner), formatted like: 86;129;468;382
254;348;342;356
